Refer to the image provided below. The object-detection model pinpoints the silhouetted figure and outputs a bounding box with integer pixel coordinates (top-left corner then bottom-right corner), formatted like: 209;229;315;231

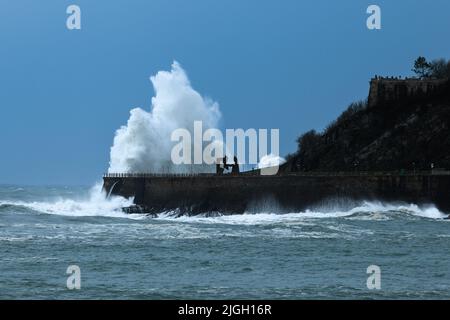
232;156;240;174
216;161;224;175
215;155;239;175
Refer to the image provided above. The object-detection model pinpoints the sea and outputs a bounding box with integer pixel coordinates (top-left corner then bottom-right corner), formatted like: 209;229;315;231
1;183;450;299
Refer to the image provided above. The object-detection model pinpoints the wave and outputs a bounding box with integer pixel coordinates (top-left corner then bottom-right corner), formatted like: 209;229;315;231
0;183;141;220
0;184;447;223
155;201;448;225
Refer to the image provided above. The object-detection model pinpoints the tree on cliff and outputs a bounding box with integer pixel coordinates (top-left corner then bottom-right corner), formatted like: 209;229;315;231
296;130;322;171
430;58;450;79
297;130;320;153
412;56;432;78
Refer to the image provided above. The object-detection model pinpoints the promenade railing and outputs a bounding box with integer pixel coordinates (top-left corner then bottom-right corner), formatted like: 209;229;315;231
103;170;449;179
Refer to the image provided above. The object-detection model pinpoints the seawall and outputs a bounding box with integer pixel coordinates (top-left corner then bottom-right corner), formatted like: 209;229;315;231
103;173;450;214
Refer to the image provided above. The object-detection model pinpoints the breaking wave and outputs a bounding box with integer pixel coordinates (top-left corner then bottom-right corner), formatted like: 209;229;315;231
0;183;139;219
0;185;447;223
108;61;221;174
154;201;447;224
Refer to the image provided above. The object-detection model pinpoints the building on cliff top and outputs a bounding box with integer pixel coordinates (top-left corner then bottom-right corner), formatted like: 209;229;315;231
368;76;448;107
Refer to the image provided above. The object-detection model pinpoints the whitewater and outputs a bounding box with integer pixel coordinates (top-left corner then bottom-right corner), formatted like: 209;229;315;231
0;183;446;222
1;184;450;299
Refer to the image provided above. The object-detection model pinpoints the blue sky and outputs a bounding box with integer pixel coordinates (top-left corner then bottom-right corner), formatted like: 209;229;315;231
1;0;449;185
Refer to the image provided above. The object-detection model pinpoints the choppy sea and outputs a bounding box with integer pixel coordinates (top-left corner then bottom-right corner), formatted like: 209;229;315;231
1;183;450;299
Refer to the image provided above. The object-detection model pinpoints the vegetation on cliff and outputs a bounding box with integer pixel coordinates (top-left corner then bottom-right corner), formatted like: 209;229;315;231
412;56;450;79
285;57;450;172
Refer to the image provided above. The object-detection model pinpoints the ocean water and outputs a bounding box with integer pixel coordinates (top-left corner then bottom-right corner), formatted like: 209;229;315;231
1;183;450;300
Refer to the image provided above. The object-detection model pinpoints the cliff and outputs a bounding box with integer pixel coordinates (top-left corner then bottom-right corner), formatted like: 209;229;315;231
284;78;450;173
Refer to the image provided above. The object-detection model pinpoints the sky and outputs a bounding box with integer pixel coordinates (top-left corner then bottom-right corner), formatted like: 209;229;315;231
1;0;449;185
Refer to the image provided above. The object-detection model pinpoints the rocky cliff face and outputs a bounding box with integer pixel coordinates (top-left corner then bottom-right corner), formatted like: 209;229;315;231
284;79;450;172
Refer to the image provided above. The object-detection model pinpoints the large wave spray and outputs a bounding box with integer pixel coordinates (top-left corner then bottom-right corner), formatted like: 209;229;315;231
108;61;221;173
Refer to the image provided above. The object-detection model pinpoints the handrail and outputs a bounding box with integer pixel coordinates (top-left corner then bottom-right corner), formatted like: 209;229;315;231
103;172;217;178
103;170;450;178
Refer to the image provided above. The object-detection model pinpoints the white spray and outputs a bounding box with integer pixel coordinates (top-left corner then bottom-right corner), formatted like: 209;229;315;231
258;154;286;169
108;61;221;173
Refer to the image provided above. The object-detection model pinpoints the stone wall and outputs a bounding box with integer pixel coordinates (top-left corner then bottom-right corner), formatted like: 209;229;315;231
368;77;447;107
103;173;450;214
